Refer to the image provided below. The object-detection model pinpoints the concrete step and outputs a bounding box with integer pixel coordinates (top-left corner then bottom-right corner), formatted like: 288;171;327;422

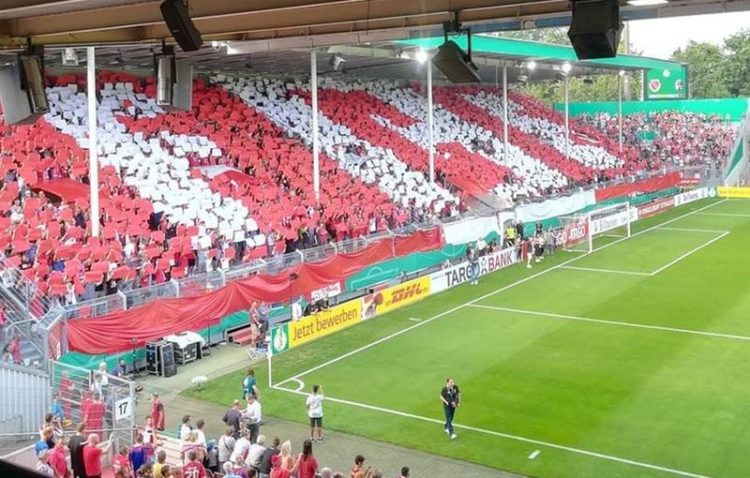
228;326;254;346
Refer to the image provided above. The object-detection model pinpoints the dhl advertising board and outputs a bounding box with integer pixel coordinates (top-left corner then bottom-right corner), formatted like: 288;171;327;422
362;276;431;318
271;276;431;355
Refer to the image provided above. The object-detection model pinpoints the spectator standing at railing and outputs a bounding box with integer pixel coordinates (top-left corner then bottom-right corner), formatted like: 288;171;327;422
112;446;131;477
545;229;557;256
8;333;22;364
83;433;114;478
467;247;479;286
475;236;487;256
52;391;65;425
505;224;516;248
48;438;69;478
69;423;87;478
0;304;6;339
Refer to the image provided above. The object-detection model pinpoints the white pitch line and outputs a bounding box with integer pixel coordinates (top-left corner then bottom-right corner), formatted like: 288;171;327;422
408;318;422;322
289;378;306;392
649;231;729;276
658;226;730;234
274;199;728;389
695;212;750;218
529;450;541;460
559;265;651;276
272;385;708;478
468;304;750;343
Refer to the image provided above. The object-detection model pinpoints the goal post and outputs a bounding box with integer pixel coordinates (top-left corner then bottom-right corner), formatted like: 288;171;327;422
560;202;633;253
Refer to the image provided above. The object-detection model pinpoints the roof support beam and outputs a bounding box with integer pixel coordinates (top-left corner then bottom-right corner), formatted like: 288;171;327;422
0;0;567;43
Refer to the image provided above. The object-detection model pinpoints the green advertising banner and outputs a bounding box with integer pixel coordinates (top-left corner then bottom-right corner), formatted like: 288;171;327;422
270;323;289;355
645;66;688;100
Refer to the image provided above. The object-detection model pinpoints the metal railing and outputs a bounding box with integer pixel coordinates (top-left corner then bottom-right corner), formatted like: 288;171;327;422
0;166;712;337
56;220;442;322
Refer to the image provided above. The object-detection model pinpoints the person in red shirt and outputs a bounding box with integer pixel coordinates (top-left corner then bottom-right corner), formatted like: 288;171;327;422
112;446;131;477
9;333;22;364
270;455;290;478
58;372;75;419
292;440;318;478
48;438;69;478
84;396;105;440
182;450;206;478
83;433;113;478
150;392;165;431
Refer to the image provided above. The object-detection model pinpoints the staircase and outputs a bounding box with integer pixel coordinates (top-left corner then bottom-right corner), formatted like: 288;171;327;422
0;263;61;370
158;435;184;467
228;325;255;347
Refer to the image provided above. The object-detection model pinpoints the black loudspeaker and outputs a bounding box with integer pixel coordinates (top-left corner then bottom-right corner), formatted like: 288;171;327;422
431;40;481;84
0;55;49;125
568;0;622;60
160;0;203;52
146;340;177;376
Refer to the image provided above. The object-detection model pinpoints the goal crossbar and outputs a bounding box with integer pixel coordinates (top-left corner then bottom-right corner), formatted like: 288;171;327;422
560;202;632;253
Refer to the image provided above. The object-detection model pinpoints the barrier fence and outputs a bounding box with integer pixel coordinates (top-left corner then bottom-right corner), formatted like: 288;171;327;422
0;169;713;372
50;361;137;449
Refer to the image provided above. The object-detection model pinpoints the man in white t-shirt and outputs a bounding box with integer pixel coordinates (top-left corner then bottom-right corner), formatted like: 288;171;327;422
229;429;252;465
305;384;325;442
291;298;303;321
179;415;192;443
243;395;262;444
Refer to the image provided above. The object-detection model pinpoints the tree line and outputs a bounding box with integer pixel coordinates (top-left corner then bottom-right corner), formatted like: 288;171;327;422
492;27;750;105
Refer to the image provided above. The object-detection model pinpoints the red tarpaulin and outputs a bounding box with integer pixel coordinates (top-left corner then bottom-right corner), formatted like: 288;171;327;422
35;179;91;203
394;228;444;257
66;230;444;354
594;172;681;202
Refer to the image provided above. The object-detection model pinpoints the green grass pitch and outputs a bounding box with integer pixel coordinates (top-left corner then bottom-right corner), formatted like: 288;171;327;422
185;198;750;478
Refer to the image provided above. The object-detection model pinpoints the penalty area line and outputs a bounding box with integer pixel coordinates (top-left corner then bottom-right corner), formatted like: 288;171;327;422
649;231;729;276
271;385;708;478
559;265;650;276
469;304;750;343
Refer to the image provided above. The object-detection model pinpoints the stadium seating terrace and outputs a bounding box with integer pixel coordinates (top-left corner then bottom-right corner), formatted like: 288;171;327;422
0;71;736;307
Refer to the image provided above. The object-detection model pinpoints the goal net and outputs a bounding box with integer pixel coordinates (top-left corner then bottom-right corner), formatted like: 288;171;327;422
559;203;633;253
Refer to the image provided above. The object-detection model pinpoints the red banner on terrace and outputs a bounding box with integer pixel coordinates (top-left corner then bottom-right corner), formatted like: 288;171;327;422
66;228;444;354
594;172;681;202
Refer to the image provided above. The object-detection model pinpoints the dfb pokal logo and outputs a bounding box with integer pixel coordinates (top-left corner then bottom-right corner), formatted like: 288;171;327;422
271;324;289;354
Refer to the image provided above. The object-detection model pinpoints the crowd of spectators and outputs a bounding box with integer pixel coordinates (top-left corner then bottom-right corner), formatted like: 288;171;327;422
30;363;409;478
0;72;739;317
580;111;736;172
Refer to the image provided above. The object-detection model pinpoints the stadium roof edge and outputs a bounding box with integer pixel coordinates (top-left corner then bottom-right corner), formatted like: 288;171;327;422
395;35;685;72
